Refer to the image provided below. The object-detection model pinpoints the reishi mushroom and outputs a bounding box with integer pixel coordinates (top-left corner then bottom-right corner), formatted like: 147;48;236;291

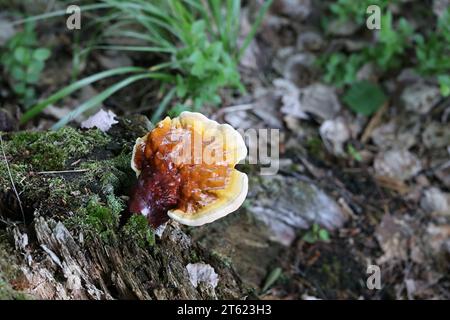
128;111;248;228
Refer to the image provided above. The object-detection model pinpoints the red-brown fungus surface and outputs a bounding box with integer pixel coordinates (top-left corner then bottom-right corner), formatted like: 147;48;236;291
128;118;232;228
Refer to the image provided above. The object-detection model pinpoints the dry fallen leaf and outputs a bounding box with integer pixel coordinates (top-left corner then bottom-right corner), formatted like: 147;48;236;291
374;149;422;181
81;109;118;132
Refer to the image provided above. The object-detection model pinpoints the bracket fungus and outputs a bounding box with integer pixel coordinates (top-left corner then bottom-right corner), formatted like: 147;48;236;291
129;112;248;228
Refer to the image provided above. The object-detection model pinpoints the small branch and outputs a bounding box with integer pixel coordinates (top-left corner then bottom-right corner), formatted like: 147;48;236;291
221;103;254;113
0;134;26;225
36;169;89;175
0;216;15;227
360;101;389;144
214;103;255;120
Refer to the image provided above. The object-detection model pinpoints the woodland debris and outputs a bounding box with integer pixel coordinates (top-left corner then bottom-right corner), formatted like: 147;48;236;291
421;187;450;216
186;263;219;289
401;83;441;114
374;149;422;181
81;109;118;132
320;117;351;156
277;80;341;121
248;175;346;246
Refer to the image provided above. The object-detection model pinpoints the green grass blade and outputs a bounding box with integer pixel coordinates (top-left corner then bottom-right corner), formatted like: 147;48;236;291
102;29;175;50
183;0;212;31
150;87;176;123
21;67;146;124
262;267;282;293
207;0;225;40
93;45;175;53
103;0;167;19
238;0;273;59
52;72;174;130
183;0;208;17
168;0;193;25
148;61;176;72
225;0;241;53
105;0;181;39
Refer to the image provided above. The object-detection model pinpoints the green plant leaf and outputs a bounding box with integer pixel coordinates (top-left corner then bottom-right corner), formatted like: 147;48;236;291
239;0;273;59
26;72;40;84
319;229;330;242
191;19;206;35
150;87;176;123
93;45;174;53
312;223;319;233
438;75;450;97
52;72;173;130
32;48;51;61
26;60;44;83
343;81;387;116
15;0;270;123
13;46;28;63
175;75;187;98
168;103;190;117
24;87;35;100
11;65;26;80
347;144;363;162
12;83;26;95
21;66;146;124
262;267;282;292
302;232;317;244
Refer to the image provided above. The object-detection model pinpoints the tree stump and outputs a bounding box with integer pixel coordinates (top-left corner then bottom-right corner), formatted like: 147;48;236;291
0;116;249;300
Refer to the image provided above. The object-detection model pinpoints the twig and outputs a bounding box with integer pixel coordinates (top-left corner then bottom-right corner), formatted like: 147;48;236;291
221;103;254;113
0;134;26;225
0;215;15;227
36;169;89;175
360;101;389;144
214;103;255;120
375;175;410;195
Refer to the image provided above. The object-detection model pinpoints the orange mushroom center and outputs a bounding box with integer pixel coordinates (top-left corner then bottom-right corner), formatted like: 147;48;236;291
129;118;233;227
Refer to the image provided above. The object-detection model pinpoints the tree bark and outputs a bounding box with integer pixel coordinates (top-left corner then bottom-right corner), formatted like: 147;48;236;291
0;116;249;300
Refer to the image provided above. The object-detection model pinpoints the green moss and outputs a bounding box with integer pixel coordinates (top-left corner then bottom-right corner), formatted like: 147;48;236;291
210;250;232;268
69;195;122;243
46;177;74;205
320;257;342;288
111;151;132;171
189;250;200;262
79;152;132;195
106;194;125;216
85;199;117;234
6;127;110;171
1;128;137;246
66;191;126;244
0;161;28;190
0;280;27;300
306;137;326;159
122;215;155;248
23;139;67;171
81;161;121;192
0;232;29;300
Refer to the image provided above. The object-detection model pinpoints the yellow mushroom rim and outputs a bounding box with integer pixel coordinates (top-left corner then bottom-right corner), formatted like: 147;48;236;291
131;111;248;226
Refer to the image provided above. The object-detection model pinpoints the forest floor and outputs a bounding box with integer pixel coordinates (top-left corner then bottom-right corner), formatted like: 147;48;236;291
0;1;449;299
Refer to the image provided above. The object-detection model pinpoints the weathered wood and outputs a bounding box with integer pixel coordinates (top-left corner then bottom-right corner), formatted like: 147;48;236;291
0;116;249;300
7;217;247;299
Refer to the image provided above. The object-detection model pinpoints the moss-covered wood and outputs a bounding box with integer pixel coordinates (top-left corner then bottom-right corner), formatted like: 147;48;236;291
0;116;249;299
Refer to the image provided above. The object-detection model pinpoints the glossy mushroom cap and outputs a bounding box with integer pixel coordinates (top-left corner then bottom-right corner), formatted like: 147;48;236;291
130;111;248;227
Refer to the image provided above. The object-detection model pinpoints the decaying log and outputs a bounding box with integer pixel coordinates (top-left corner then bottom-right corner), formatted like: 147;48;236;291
0;116;250;300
